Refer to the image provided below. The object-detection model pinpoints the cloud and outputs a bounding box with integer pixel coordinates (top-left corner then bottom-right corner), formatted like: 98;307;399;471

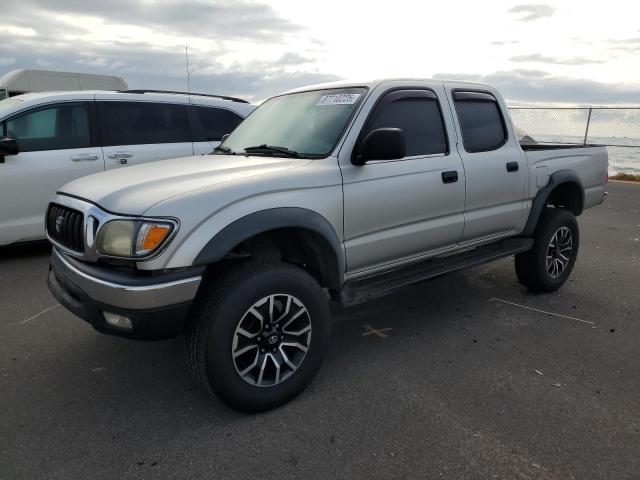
509;53;604;65
433;69;640;104
0;0;336;101
274;52;314;66
15;0;303;42
604;37;640;54
491;40;520;46
0;28;339;102
507;4;555;22
0;57;16;67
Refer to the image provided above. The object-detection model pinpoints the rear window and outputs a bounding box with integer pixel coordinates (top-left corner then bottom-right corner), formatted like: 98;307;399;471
453;92;507;152
101;102;189;146
193;106;243;141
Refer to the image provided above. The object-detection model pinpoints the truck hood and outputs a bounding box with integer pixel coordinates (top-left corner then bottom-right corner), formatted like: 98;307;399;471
59;155;308;215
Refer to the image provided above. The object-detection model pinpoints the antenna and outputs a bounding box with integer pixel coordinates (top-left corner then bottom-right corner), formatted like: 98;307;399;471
185;45;192;104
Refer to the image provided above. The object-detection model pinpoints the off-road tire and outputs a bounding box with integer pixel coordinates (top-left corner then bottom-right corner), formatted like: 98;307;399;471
515;208;580;293
186;260;330;412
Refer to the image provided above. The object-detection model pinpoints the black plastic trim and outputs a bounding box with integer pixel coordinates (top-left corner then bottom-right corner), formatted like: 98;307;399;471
48;268;191;340
119;89;249;104
522;170;585;236
340;237;533;306
452;91;496;102
193;208;344;288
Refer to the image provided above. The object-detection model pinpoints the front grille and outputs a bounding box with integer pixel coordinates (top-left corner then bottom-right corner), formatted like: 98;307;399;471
47;203;85;252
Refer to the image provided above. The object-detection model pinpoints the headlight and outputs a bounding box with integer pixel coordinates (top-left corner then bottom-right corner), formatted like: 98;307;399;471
96;220;174;258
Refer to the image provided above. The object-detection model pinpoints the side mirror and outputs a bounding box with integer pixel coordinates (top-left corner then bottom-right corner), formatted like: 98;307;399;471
0;137;19;163
354;128;405;165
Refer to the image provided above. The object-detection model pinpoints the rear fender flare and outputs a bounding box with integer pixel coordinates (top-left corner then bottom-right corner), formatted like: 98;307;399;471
522;170;584;236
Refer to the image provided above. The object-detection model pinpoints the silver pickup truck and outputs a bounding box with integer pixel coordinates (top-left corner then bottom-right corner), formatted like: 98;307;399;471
45;79;608;411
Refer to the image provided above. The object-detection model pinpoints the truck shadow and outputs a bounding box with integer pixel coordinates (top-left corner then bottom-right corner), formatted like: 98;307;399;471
40;270;496;418
0;241;51;261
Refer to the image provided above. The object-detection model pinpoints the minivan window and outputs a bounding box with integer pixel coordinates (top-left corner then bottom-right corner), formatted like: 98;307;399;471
193;106;243;141
221;88;366;158
101;102;189;146
454;93;507;152
3;103;90;152
363;92;448;157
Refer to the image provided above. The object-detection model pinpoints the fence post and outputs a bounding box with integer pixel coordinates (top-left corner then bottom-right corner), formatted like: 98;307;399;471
583;107;593;145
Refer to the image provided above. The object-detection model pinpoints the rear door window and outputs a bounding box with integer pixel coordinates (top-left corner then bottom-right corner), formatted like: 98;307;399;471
100;102;189;146
192;106;243;141
362;90;448;157
3;103;91;152
453;92;507;152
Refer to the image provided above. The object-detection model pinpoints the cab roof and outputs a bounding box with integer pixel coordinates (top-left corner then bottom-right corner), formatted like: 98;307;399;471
281;78;494;95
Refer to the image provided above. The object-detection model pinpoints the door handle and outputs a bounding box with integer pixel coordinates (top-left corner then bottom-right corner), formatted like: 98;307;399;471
107;152;133;159
506;161;519;172
71;153;100;161
441;170;459;184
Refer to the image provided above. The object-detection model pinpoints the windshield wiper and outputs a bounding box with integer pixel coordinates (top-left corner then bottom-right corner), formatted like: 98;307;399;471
213;145;236;155
243;144;309;158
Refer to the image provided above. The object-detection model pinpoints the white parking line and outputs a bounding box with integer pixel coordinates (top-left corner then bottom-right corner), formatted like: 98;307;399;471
20;304;60;324
489;297;594;325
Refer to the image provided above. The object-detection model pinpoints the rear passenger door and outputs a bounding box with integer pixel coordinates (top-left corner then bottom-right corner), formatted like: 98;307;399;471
98;100;193;169
190;105;244;155
447;88;527;242
341;88;466;273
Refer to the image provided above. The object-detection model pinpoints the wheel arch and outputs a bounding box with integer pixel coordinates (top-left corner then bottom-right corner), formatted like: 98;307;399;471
522;170;584;237
193;208;345;290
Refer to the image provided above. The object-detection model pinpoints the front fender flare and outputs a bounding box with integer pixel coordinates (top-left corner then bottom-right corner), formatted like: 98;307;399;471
192;207;345;288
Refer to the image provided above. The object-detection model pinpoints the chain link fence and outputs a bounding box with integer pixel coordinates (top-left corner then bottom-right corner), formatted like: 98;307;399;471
508;106;640;176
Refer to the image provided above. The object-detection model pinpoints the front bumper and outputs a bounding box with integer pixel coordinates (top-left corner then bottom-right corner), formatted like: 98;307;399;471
48;248;204;340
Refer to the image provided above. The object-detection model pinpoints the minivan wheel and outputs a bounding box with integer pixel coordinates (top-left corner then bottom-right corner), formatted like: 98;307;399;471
186;260;330;412
515;208;580;293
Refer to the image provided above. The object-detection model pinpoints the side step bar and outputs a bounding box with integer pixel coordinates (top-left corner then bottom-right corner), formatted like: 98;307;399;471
339;238;533;307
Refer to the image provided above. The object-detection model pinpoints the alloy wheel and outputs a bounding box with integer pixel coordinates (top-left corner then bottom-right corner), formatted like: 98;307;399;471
231;294;312;387
546;226;573;278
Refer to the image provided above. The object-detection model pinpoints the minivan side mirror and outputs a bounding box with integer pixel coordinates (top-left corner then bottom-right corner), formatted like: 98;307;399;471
0;137;19;163
353;128;405;165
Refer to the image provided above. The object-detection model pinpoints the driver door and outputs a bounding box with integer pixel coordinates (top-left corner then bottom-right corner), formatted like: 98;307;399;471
340;87;466;274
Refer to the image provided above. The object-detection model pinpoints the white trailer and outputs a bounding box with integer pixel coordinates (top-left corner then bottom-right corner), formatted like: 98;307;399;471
0;69;128;99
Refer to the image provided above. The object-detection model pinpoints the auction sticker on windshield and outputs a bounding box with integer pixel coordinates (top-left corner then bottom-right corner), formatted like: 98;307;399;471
316;93;361;106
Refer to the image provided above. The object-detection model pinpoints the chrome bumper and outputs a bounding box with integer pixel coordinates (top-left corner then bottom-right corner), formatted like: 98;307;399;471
51;248;202;310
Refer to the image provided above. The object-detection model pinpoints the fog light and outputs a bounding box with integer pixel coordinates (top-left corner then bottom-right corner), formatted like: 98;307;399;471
103;311;133;331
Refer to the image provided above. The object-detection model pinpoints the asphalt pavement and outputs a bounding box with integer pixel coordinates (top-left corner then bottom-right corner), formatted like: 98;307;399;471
1;181;639;479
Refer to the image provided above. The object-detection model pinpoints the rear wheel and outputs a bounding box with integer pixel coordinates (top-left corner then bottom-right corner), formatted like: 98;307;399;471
515;208;580;293
186;260;330;412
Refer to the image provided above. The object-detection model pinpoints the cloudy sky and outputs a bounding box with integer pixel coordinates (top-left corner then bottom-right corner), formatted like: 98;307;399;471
1;0;639;104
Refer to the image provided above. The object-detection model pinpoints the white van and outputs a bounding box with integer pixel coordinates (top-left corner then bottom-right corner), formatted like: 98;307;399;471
0;89;255;245
0;69;128;100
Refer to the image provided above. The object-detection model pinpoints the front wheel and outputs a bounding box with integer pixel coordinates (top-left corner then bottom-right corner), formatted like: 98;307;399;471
186;260;330;412
515;208;580;293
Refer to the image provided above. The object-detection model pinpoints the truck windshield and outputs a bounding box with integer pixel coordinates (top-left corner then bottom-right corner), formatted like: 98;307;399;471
221;87;367;158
